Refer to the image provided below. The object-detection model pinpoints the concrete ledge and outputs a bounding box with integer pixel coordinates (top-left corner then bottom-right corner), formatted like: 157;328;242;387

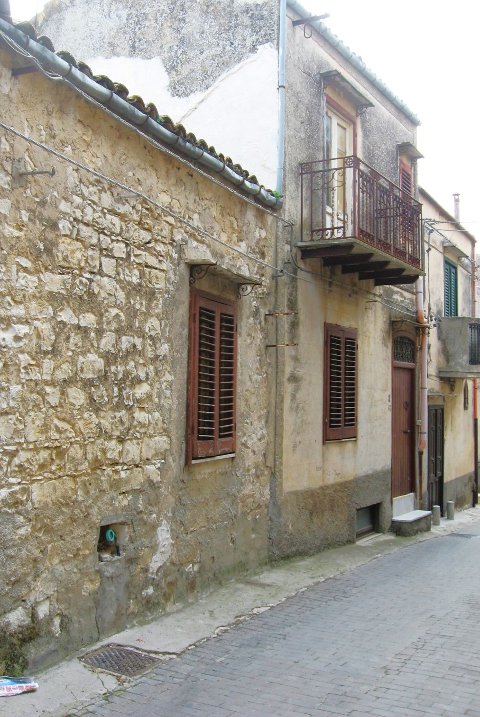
391;510;432;537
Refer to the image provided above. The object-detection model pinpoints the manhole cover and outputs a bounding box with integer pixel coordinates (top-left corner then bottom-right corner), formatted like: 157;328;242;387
79;643;161;677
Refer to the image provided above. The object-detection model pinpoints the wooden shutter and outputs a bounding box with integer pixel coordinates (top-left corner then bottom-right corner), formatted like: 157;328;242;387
399;162;413;195
444;260;458;317
324;324;357;441
188;291;237;461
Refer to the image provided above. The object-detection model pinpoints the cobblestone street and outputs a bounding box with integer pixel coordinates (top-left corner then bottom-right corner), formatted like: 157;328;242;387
73;519;480;717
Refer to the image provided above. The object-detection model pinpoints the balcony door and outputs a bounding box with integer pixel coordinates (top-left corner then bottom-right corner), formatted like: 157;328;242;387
325;108;353;238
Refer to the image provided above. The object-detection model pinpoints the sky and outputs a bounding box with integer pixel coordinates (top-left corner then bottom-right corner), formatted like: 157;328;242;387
8;0;480;232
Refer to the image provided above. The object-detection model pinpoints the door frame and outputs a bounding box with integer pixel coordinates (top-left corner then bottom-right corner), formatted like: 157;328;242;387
391;333;416;500
427;404;444;513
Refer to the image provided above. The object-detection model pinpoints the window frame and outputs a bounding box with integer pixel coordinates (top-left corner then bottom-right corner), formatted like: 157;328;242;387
187;289;237;463
324;323;358;442
444;259;458;317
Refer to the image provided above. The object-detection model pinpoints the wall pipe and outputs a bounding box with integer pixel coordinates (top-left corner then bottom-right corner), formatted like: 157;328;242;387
471;235;478;506
0;0;10;23
276;0;286;196
0;18;281;210
415;267;428;509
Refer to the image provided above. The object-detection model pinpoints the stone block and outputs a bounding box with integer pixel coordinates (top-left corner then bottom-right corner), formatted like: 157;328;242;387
122;440;142;465
32;477;76;507
78;354;104;379
55;238;85;269
42;273;72;293
79;313;97;328
101;257;117;277
142;436;170;461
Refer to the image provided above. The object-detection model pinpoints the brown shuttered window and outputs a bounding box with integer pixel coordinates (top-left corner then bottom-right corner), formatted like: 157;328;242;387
324;324;357;441
187;291;237;461
399;161;413;195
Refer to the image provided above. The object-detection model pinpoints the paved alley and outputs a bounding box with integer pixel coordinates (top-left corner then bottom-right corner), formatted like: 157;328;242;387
72;519;480;717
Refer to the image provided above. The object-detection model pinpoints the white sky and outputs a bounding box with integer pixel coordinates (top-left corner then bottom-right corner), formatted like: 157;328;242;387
8;0;480;231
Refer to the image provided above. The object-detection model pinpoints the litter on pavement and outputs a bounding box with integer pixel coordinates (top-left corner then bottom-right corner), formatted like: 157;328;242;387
0;676;39;696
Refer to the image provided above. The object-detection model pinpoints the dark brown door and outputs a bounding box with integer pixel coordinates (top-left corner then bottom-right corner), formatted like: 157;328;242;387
428;406;444;511
392;365;415;498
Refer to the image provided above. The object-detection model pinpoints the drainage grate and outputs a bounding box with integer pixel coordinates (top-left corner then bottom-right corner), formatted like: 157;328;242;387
79;643;162;677
448;533;478;539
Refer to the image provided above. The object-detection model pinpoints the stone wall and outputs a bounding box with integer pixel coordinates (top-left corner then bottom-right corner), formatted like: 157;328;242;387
0;48;274;669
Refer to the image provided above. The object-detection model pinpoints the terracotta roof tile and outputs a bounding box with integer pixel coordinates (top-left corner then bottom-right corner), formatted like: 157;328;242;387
7;21;277;203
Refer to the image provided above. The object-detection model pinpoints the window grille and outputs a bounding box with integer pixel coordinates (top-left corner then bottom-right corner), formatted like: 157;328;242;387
393;336;415;364
469;324;480;365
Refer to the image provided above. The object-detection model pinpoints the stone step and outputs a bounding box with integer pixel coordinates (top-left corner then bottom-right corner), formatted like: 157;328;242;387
391;509;432;537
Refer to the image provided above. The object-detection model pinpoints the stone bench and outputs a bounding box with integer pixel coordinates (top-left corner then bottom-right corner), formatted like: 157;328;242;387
391;510;432;537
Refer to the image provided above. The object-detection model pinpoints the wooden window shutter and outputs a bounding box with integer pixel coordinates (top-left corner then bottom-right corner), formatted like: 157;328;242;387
324;324;357;441
187;291;237;461
399;161;413;195
444;260;458;317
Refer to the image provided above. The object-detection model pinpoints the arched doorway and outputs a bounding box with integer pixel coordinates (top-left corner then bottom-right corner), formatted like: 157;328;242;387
392;335;416;499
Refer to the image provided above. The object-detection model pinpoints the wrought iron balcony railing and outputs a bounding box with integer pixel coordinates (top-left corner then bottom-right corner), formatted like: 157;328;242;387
300;156;423;271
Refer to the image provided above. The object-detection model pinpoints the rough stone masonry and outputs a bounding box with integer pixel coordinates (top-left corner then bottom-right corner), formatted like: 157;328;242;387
0;42;275;671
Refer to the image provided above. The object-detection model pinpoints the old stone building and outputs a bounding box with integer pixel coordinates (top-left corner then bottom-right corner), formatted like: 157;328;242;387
420;188;479;511
36;0;436;554
0;15;278;670
3;0;479;673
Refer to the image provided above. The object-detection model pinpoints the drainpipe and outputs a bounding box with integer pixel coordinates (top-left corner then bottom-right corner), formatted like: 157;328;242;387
416;273;428;509
0;0;11;22
276;0;287;195
471;237;478;506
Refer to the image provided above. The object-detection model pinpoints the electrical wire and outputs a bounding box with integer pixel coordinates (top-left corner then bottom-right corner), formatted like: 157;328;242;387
0;27;427;316
423;220;477;278
0;28;286;221
0;117;425;318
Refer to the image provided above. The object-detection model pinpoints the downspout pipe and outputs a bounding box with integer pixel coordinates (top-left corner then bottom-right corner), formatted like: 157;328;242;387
0;1;10;23
416;271;428;508
471;238;478;506
276;0;286;196
0;18;282;210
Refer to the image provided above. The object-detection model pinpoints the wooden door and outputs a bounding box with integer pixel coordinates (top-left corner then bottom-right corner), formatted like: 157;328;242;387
428;406;444;511
392;365;415;498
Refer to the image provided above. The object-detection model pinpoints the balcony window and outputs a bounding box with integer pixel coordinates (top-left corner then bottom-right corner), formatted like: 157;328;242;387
299;156;423;284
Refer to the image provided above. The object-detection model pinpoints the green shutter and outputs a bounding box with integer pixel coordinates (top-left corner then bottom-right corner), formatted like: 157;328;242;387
444;260;458;317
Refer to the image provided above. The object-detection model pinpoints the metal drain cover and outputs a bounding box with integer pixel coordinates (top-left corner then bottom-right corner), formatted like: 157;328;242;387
79;643;161;677
448;533;478;539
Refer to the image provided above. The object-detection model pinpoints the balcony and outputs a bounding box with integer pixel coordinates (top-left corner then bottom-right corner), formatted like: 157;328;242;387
299;156;423;285
438;318;480;378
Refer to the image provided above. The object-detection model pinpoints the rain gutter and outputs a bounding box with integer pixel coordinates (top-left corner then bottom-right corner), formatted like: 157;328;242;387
0;18;282;210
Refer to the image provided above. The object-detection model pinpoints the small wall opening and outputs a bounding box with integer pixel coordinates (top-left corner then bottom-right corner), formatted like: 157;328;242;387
356;504;379;538
97;523;127;562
